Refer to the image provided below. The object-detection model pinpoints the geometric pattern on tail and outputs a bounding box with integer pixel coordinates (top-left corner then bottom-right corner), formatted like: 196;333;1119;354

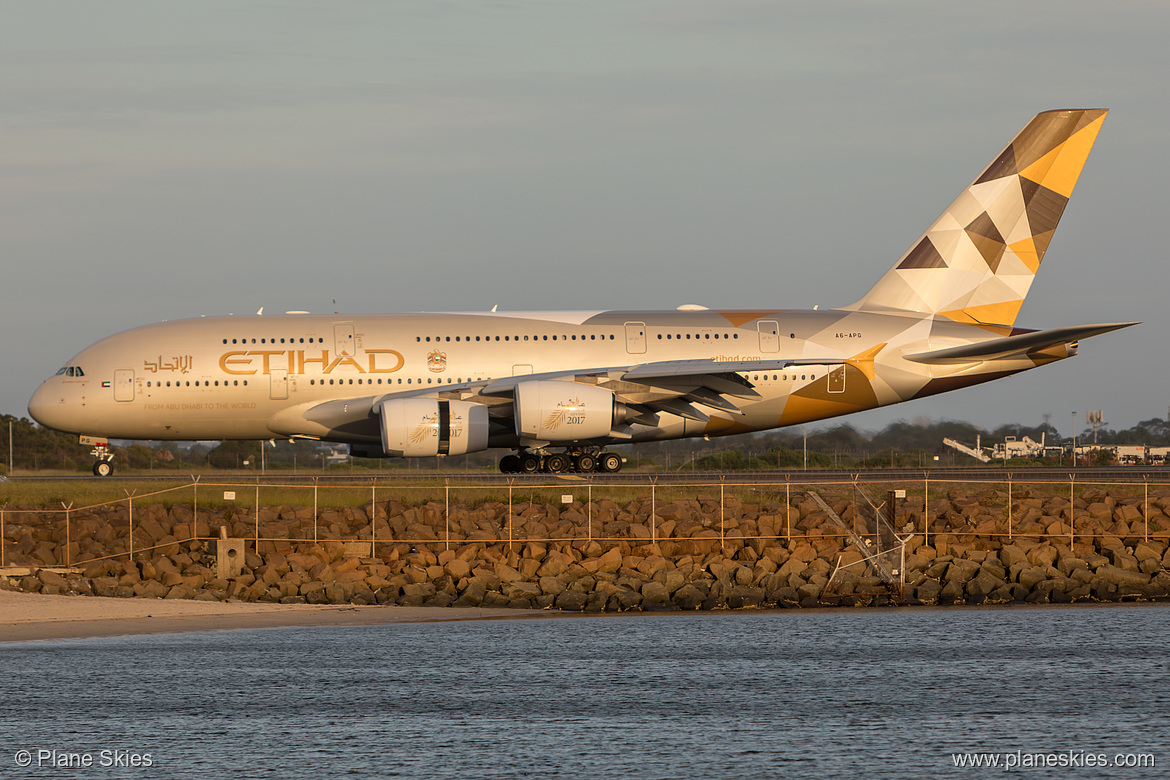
848;109;1107;327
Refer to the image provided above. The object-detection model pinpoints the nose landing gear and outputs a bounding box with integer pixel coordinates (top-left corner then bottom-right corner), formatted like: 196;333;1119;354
86;437;115;477
498;448;624;474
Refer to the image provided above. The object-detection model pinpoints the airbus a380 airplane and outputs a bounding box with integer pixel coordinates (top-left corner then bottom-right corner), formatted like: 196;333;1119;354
29;109;1135;476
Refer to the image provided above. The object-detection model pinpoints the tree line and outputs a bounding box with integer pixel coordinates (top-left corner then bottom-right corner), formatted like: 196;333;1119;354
4;413;1169;475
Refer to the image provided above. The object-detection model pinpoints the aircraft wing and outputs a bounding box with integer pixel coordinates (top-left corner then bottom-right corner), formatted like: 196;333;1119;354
267;356;832;440
903;322;1138;365
622;358;797;381
482;356;854;423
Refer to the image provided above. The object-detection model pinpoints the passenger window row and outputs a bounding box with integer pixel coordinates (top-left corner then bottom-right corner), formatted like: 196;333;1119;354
658;333;738;340
145;376;483;389
220;337;325;345
417;334;617;343
751;373;817;381
308;377;479;386
146;380;250;388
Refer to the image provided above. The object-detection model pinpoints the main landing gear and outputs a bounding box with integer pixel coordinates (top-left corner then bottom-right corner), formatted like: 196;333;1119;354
499;448;624;474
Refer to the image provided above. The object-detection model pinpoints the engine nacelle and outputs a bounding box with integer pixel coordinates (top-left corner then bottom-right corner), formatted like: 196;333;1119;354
349;444;384;459
377;398;489;457
514;381;615;442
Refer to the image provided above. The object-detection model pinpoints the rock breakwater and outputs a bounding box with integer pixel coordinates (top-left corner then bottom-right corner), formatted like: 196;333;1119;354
4;485;1170;610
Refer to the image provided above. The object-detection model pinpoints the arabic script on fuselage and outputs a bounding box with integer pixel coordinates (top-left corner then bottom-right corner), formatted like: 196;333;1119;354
143;355;194;374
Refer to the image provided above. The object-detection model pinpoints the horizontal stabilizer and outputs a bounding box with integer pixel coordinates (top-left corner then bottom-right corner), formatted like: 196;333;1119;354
904;322;1137;364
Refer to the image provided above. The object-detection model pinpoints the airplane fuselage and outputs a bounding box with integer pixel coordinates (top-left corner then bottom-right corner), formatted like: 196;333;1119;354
28;307;1056;447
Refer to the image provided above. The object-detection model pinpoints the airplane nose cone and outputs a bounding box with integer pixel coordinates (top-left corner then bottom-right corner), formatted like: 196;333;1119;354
28;382;69;431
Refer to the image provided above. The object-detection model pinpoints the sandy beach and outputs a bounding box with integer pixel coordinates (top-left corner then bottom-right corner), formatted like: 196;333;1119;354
0;589;549;643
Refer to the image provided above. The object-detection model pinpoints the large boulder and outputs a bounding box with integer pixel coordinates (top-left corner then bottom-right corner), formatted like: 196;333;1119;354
555;590;587;611
1093;565;1150;590
673;583;707;610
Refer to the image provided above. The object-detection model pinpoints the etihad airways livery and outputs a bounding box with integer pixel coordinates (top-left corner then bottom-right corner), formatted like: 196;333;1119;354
30;109;1134;476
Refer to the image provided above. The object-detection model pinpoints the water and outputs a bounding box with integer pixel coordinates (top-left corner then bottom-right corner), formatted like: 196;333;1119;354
3;606;1169;778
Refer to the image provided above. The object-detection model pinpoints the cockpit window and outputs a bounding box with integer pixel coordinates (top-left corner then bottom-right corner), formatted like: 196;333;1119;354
74;367;84;376
55;367;68;375
56;366;85;377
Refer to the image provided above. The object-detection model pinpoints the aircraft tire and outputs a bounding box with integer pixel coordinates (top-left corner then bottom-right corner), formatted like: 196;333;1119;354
545;454;569;473
93;461;113;477
599;452;622;473
519;453;541;473
575;454;596;473
499;455;519;473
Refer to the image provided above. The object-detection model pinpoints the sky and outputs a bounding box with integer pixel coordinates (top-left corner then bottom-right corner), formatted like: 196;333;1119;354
2;1;1167;439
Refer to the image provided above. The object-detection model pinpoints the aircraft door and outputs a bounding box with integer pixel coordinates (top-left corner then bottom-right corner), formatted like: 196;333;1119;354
270;369;289;400
758;321;780;353
625;322;646;354
334;324;356;357
828;365;846;394
114;369;135;402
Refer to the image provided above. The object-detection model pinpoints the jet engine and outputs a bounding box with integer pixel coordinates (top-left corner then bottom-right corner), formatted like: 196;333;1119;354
376;398;489;457
513;381;616;442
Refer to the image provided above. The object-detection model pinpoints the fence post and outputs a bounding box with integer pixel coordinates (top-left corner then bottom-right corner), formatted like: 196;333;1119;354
924;472;929;550
191;475;199;540
852;476;858;538
507;478;514;550
255;479;261;550
445;479;450;551
371;480;377;556
313;477;319;545
126;491;135;560
1144;476;1150;544
711;477;720;549
785;475;791;540
651;479;656;545
587;482;592;543
61;502;73;568
1069;473;1075;548
1;501;5;567
1007;475;1013;540
924;471;930;548
900;543;906;601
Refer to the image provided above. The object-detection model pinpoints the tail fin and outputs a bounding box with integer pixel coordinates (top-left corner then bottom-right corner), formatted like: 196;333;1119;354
847;109;1107;326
